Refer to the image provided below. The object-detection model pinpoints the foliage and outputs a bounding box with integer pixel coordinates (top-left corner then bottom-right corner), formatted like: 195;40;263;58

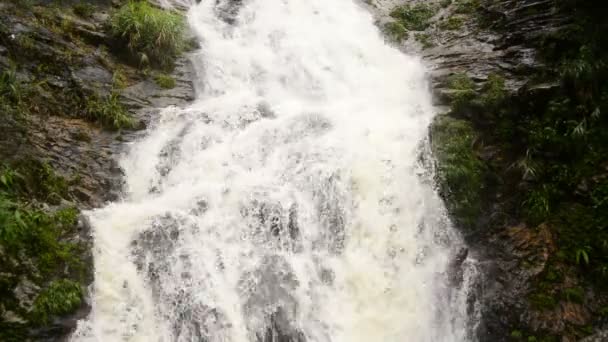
0;162;85;332
72;3;95;18
110;1;186;69
154;73;176;89
0;67;21;103
441;0;608;286
454;0;480;14
415;33;434;49
389;3;435;31
439;16;464;31
383;21;408;42
112;69;128;89
431;116;484;229
86;93;134;130
446;73;477;112
31;279;82;325
529;292;558;310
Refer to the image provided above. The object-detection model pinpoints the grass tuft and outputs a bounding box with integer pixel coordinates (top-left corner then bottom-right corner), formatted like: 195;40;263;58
154;73;176;89
110;1;187;69
389;3;436;31
85;93;134;130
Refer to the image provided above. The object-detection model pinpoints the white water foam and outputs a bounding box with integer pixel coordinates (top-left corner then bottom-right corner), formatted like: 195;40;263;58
72;0;476;341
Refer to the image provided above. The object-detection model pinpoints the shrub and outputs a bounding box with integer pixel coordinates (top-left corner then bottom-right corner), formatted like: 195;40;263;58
111;1;186;69
415;33;434;49
431;116;484;228
0;67;21;104
439;16;465;31
72;3;95;18
441;0;453;8
31;279;82;325
85;93;134;130
154;73;176;89
389;3;435;31
454;0;480;14
446;73;477;112
480;73;507;107
383;21;408;42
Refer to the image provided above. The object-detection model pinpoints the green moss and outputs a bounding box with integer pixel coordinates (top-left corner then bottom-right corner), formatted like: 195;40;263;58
0;162;83;274
529;292;558;310
86;93;135;130
448;73;476;90
480;73;507;107
454;0;480;14
562;287;585;303
446;73;477;112
383;21;409;42
439;16;465;31
431;116;484;229
511;330;524;339
112;69;128;89
154;73;176;89
0;323;27;342
72;3;95;18
389;3;436;31
111;1;186;69
415;33;435;49
31;279;82;325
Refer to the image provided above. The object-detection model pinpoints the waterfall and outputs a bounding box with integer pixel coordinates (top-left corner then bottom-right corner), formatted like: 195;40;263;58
72;0;477;341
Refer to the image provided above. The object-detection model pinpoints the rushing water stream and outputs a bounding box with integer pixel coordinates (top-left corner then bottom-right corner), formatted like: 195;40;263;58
72;0;477;341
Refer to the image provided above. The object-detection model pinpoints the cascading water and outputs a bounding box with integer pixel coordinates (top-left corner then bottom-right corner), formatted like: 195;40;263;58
72;0;477;341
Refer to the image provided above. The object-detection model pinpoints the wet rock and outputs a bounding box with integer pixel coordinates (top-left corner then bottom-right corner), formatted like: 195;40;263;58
215;0;244;25
257;307;306;342
580;330;608;342
121;58;195;125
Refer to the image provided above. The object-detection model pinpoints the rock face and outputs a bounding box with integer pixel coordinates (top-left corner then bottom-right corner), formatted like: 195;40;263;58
370;0;606;341
0;0;194;340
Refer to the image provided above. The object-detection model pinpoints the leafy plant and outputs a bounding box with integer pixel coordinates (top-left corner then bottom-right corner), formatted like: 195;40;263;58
415;33;434;49
454;0;480;14
431;116;484;229
389;3;436;31
86;93;135;130
110;1;187;69
72;3;95;18
439;16;465;31
154;73;176;89
383;21;408;42
31;279;83;325
0;67;21;104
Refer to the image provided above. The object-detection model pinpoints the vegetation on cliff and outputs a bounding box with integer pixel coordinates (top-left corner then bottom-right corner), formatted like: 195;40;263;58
111;1;187;69
0;161;86;340
0;0;191;339
419;0;608;339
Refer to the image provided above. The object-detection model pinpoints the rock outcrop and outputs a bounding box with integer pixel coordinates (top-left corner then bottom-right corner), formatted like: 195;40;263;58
0;0;194;340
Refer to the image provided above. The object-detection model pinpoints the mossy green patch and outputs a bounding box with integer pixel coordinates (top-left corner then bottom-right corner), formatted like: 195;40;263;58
415;33;435;49
72;3;94;18
154;73;176;89
111;1;187;69
431;116;484;229
383;21;409;42
454;0;480;14
389;3;436;31
439;16;465;31
31;279;83;325
86;93;135;130
529;292;558;310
